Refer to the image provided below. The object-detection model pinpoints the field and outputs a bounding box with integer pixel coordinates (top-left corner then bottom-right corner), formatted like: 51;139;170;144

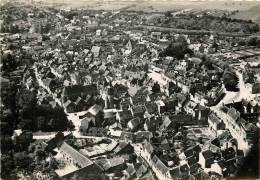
2;0;260;22
230;5;260;23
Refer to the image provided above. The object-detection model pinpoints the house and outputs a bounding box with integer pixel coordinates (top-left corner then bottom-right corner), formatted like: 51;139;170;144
120;98;131;110
135;163;148;178
127;117;142;132
96;157;126;172
199;150;215;169
193;171;210;180
131;95;147;106
135;131;153;143
120;131;136;143
58;142;93;168
168;164;190;180
0;76;10;89
62;84;98;103
103;110;116;126
116;110;133;127
80;114;93;133
151;32;161;40
141;140;154;164
64;100;76;113
131;105;146;118
208;112;225;133
211;160;236;177
252;83;260;94
221;147;236;161
96;29;101;36
45;131;65;151
125;40;132;52
160;115;178;131
70;72;80;85
152;155;170;179
144;116;162;131
13;131;33;146
145;102;158;116
75;97;88;112
56;142;104;179
125;163;136;178
170;114;194;126
206;85;225;106
184;100;197;117
113;142;134;154
79;104;103;131
91;46;101;58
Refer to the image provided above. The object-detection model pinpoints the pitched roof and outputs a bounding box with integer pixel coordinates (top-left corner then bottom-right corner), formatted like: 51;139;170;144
59;142;93;168
88;104;103;116
208;112;221;125
152;155;168;175
64;100;75;109
91;46;100;53
63;84;98;97
118;110;133;120
128;117;142;128
143;140;154;154
113;142;133;154
202;150;214;159
227;107;240;121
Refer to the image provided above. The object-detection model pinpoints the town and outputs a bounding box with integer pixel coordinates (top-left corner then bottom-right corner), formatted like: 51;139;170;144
0;1;260;180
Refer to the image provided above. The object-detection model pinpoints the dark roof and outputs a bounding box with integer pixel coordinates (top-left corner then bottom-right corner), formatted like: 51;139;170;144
152;155;168;175
170;114;193;123
180;164;190;174
113;142;133;154
63;84;98;97
136;163;148;178
169;167;181;179
202;150;214;160
208;112;221;125
118;110;133;120
132;105;146;115
126;163;136;176
128;117;142;128
187;156;198;166
193;171;210;180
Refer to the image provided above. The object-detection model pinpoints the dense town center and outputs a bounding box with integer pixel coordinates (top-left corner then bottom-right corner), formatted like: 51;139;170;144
1;1;260;180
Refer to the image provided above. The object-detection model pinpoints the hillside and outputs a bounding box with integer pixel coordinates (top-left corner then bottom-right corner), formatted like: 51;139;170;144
230;5;260;23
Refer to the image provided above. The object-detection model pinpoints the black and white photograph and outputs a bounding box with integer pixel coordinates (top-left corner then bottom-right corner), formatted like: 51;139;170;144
0;0;259;179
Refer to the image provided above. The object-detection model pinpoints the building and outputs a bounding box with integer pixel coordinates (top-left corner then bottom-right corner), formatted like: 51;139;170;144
208;112;225;134
199;150;215;169
252;83;260;94
91;46;101;58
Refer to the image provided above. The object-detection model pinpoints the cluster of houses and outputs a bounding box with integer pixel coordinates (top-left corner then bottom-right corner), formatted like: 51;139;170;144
1;3;260;180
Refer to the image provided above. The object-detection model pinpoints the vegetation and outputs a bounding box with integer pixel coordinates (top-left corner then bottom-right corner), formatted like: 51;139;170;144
159;35;193;59
148;13;260;34
222;70;239;91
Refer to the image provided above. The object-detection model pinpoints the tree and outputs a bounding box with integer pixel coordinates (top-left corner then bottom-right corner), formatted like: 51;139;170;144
165;11;173;18
160;35;193;59
222;71;239;91
247;37;257;46
14;152;32;170
1;153;15;179
152;82;161;93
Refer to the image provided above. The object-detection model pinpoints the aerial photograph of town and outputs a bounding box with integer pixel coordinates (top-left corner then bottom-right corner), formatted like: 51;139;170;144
0;0;259;179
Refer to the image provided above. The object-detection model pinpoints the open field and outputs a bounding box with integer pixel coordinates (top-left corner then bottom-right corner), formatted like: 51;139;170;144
2;0;260;11
2;0;259;23
230;5;260;23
